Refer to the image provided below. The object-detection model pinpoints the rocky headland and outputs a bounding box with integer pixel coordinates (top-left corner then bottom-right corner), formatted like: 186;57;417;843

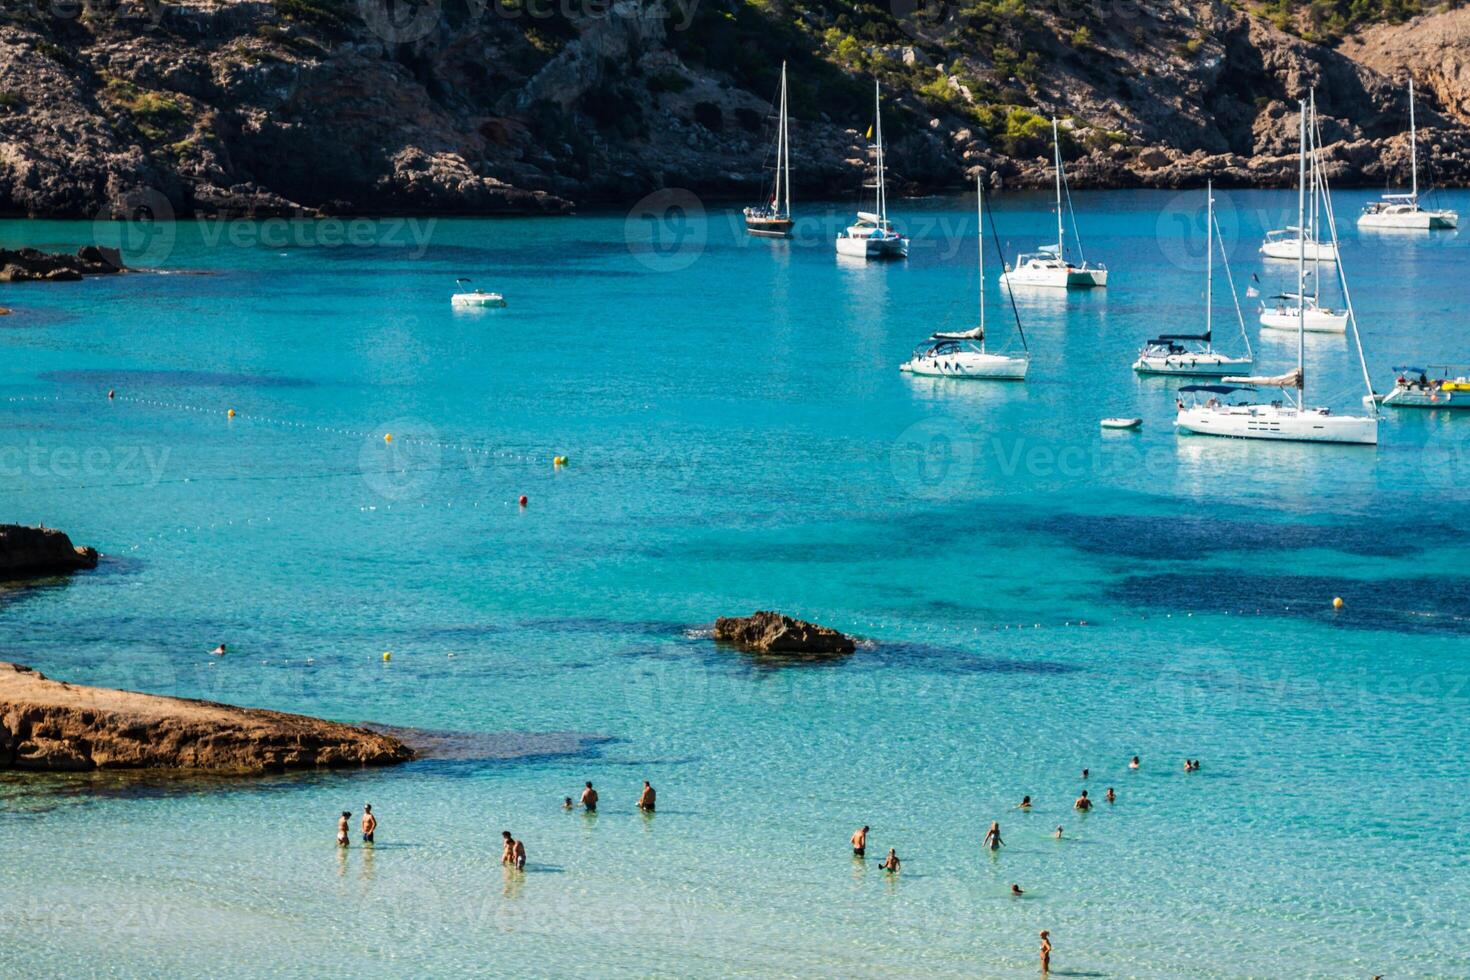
0;524;99;578
0;246;125;282
1;0;1468;218
0;661;413;772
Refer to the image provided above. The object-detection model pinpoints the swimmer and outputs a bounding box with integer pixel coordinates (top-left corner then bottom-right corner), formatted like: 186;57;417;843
1129;755;1140;769
1081;768;1089;779
1105;787;1115;803
851;825;868;857
983;821;1004;850
512;836;526;871
210;643;227;656
336;811;350;847
1052;826;1063;839
1074;790;1092;811
1017;796;1031;810
1040;930;1052;974
1011;883;1024;896
879;848;900;873
361;803;376;843
637;781;656;812
501;830;515;866
563;797;574;810
1183;759;1192;771
580;781;598;813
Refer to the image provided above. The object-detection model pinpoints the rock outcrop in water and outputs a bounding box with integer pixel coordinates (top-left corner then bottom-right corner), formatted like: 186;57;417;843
0;525;99;578
714;611;856;656
0;662;413;773
0;246;124;283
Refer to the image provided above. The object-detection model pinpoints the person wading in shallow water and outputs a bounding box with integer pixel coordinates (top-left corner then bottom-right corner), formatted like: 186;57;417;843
879;848;900;873
580;782;598;813
1075;790;1092;811
983;821;1004;850
361;804;376;844
637;781;656;812
1039;930;1052;974
851;825;868;857
336;811;350;847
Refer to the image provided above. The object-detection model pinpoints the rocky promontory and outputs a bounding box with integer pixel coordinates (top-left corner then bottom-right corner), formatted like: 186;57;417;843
0;662;413;773
714;611;857;656
0;246;124;283
0;524;99;578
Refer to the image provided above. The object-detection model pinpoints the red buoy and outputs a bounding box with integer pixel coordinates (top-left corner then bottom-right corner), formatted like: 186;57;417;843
518;495;528;507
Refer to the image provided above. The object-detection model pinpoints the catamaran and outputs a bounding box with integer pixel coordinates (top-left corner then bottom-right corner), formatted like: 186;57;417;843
744;62;794;238
835;81;908;260
1359;80;1458;231
1134;182;1252;377
1260;95;1338;263
1177;102;1378;445
1381;365;1470;408
1000;119;1106;288
901;175;1029;380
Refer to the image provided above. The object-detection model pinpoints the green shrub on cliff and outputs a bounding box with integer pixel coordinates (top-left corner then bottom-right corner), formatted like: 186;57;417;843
101;77;190;143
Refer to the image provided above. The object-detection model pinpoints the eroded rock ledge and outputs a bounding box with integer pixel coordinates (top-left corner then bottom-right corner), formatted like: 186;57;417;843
713;611;857;656
0;246;124;283
0;525;99;578
0;662;413;773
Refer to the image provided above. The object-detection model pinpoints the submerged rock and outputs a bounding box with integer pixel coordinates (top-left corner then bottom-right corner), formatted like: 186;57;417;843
713;611;856;656
0;662;413;773
0;525;98;579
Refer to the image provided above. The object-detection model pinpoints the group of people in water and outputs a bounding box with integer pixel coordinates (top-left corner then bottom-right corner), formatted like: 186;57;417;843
335;803;376;846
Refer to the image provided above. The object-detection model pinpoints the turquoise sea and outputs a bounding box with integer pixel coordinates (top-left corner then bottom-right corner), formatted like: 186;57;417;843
2;188;1468;977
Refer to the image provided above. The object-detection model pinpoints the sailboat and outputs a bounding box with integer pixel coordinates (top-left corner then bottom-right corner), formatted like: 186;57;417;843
1176;101;1378;445
1358;79;1459;230
1134;182;1252;376
1000;119;1107;289
901;175;1029;380
1261;95;1338;263
744;62;794;238
835;81;908;260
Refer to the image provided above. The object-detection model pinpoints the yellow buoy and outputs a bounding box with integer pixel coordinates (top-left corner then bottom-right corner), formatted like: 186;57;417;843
227;408;236;418
384;433;393;443
382;651;392;662
1332;597;1344;610
554;455;568;466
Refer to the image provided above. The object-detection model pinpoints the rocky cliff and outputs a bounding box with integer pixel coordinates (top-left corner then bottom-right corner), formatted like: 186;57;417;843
0;662;413;772
0;524;99;577
0;0;1463;218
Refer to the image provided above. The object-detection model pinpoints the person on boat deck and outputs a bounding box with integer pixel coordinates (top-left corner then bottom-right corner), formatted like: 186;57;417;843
879;848;901;873
1206;396;1220;408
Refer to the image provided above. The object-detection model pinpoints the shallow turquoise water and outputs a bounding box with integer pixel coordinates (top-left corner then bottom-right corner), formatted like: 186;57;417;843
2;189;1468;977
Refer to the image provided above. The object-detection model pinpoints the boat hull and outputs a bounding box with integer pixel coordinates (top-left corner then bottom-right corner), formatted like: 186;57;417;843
1000;267;1106;289
451;293;506;308
835;235;908;259
1357;210;1458;230
1381;386;1470;408
1260;239;1338;262
1259;309;1348;333
901;352;1028;380
746;217;794;238
1175;405;1377;444
1133;354;1252;377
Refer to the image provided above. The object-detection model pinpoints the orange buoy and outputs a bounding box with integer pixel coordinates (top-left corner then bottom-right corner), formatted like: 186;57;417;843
227;408;236;418
384;433;393;443
107;389;115;399
1332;596;1344;610
518;495;528;507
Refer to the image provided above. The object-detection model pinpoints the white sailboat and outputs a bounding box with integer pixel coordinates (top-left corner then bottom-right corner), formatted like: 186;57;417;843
744;62;794;238
1177;102;1378;445
901;175;1029;380
835;81;908;260
1000;119;1107;288
1261;95;1338;263
1134;182;1252;376
1359;79;1458;231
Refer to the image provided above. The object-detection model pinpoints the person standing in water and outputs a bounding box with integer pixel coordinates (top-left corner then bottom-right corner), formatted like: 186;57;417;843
637;781;656;812
851;826;868;857
879;848;900;873
361;804;377;843
1129;756;1140;769
512;836;526;871
1039;930;1052;974
1105;787;1115;803
1075;790;1092;811
336;811;351;847
1017;796;1031;810
580;781;598;813
1052;826;1064;839
983;821;1004;850
501;831;516;866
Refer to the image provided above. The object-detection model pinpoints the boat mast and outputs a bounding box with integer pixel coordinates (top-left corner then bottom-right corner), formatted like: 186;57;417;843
1052;118;1064;258
1297;100;1307;405
772;63;784;215
1206;180;1213;350
977;171;985;342
873;80;886;224
1410;78;1419;202
1310;91;1321;304
780;62;791;218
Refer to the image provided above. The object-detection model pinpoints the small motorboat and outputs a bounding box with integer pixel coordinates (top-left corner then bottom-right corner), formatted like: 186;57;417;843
1100;417;1142;430
451;278;506;308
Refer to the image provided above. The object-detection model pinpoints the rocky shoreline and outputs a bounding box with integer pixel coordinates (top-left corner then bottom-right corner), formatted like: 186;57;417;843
0;662;413;773
0;247;125;283
0;525;99;578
